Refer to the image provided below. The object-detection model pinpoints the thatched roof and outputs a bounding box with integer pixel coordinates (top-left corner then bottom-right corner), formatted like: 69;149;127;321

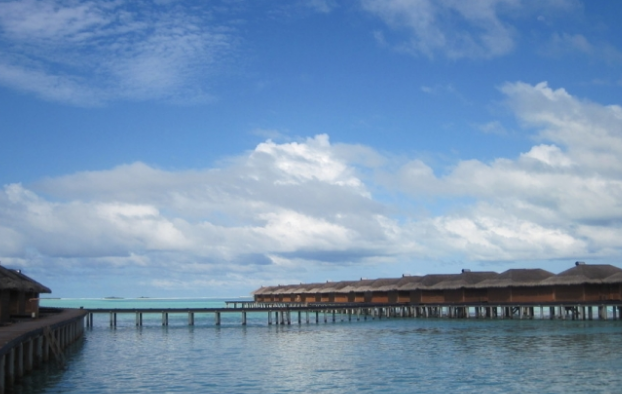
418;274;459;289
429;271;498;290
540;263;622;285
602;272;622;284
370;278;403;292
338;279;375;293
396;275;423;291
0;266;51;293
473;269;554;288
351;278;398;293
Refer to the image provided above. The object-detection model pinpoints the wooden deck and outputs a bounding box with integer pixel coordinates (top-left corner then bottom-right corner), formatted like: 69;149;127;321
0;308;87;393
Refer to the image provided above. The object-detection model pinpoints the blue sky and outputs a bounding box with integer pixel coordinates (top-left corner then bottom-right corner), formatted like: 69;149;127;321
1;0;622;298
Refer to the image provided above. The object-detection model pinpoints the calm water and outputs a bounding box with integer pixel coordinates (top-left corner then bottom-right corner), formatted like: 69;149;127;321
12;298;622;393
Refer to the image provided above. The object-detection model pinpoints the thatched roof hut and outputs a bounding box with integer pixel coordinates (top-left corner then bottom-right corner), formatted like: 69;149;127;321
396;275;423;291
0;266;51;294
602;272;622;284
473;269;554;288
429;271;498;290
540;262;622;285
339;279;375;293
419;274;459;289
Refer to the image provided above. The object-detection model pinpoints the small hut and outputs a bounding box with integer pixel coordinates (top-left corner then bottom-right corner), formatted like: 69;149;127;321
475;269;555;303
418;274;457;304
540;262;622;302
429;270;498;303
602;272;622;301
395;275;423;303
0;266;51;323
339;279;374;303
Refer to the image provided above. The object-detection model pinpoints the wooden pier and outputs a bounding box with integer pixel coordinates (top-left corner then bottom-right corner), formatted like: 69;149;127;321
0;308;87;394
85;301;622;328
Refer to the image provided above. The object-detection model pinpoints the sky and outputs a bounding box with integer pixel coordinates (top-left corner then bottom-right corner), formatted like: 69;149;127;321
1;0;622;298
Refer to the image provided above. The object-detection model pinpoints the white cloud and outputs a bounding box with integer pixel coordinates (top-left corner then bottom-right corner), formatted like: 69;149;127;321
0;0;236;105
3;83;622;294
542;33;622;64
361;0;518;59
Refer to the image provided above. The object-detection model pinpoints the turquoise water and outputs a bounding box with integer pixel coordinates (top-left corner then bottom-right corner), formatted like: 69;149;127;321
12;298;622;393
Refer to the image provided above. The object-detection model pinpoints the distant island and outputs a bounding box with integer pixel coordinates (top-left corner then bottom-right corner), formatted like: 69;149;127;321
104;296;124;300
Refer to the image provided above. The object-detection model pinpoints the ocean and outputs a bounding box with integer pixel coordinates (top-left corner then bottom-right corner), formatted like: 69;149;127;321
11;298;622;393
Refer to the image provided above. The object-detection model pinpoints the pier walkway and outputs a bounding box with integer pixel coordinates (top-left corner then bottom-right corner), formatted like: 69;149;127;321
86;301;622;327
0;308;87;393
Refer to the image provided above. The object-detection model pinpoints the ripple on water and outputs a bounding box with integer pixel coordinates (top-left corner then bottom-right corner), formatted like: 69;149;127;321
11;319;622;394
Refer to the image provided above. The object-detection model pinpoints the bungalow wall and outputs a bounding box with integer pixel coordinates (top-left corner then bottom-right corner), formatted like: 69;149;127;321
9;290;22;316
25;292;39;316
303;294;318;303
320;294;330;302
488;288;511;303
421;290;444;304
583;284;622;301
387;291;398;304
512;287;554;303
334;294;348;303
443;289;463;303
397;291;410;303
347;292;356;303
409;290;422;304
354;293;365;303
0;289;10;323
464;288;488;303
371;291;388;303
554;285;584;302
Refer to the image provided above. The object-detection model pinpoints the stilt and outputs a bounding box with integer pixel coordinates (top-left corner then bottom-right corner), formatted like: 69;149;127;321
242;312;247;325
162;312;168;326
215;311;221;326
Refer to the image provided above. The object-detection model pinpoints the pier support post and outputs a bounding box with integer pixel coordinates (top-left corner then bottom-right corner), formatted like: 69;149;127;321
188;313;194;326
613;306;617;320
599;305;606;320
242;312;247;326
136;313;143;327
306;311;309;324
0;353;5;394
16;343;23;380
315;311;319;324
549;306;555;319
24;340;33;373
268;312;272;325
110;313;117;327
588;306;593;320
162;313;168;326
6;348;14;387
215;312;221;326
34;336;43;368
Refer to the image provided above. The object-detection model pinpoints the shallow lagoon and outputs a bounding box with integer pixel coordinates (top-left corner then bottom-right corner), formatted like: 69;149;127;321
13;298;622;393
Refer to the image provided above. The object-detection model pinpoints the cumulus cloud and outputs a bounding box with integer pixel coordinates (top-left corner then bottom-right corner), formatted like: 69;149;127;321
2;83;622;295
387;81;622;262
0;0;236;105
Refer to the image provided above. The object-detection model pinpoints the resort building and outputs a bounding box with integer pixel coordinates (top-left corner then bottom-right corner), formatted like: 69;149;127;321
0;266;51;323
253;262;622;305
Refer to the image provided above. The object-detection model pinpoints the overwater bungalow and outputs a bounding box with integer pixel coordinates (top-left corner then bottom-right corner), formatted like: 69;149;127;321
252;262;622;307
429;270;498;304
540;262;622;302
395;275;423;303
474;269;555;303
0;266;51;323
